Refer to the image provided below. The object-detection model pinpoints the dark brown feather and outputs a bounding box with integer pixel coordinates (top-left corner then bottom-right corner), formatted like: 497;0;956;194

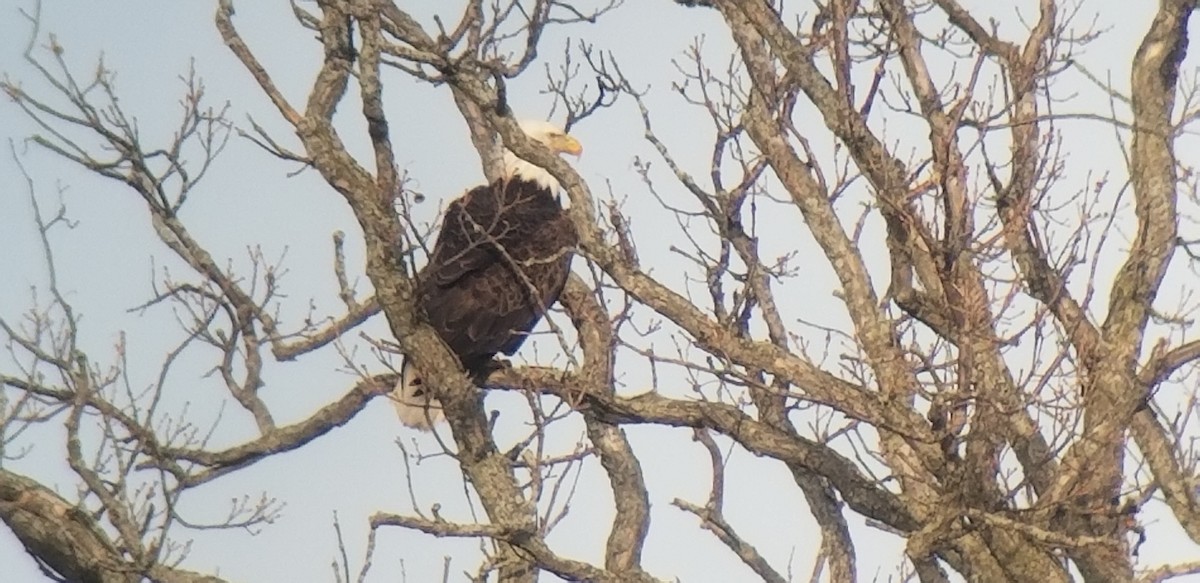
415;176;577;376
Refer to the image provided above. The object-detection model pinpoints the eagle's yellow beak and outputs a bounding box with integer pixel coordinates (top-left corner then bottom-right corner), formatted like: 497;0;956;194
555;135;583;157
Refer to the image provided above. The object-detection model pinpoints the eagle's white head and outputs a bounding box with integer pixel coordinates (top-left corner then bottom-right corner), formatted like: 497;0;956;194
502;119;583;193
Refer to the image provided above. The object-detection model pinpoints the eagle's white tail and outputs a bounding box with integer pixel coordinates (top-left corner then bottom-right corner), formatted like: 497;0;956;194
392;359;444;430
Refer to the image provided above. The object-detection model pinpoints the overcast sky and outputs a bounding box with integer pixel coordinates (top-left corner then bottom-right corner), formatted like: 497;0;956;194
1;1;1197;582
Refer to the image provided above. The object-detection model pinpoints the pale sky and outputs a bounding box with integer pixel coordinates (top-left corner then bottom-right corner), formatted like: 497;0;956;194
1;1;1197;582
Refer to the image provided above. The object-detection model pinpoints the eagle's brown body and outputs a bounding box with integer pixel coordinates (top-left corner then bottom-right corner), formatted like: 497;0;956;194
417;177;577;371
393;119;582;430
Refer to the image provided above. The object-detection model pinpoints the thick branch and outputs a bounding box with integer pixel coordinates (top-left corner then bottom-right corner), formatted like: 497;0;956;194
0;469;228;583
1104;0;1192;357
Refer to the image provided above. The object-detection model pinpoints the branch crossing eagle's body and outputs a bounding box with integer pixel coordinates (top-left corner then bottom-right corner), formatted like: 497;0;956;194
394;120;582;429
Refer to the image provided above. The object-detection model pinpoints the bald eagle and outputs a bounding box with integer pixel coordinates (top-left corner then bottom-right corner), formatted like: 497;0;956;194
393;120;583;429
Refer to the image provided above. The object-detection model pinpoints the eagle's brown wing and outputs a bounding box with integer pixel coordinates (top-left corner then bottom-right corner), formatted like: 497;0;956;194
422;186;499;289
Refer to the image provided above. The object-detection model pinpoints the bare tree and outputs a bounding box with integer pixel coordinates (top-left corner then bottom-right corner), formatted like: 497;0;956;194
3;0;1200;581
